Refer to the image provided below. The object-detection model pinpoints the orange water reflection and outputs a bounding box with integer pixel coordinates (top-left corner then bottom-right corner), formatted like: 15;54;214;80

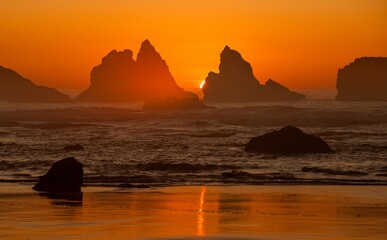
197;186;206;236
0;185;387;239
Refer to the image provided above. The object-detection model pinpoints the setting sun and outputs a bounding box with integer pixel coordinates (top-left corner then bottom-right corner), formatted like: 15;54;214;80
200;81;205;89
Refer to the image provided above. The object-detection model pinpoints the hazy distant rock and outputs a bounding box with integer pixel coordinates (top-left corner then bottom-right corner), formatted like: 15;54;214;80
143;96;212;111
76;40;196;102
0;66;71;103
245;126;332;153
63;144;84;151
202;46;305;102
336;57;387;101
33;157;83;193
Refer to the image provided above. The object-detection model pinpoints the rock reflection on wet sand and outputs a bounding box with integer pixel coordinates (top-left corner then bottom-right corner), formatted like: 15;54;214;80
0;185;386;239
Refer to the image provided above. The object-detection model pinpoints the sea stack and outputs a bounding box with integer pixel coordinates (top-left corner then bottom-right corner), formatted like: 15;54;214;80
76;40;196;102
245;126;333;154
33;157;83;193
202;46;305;102
0;66;71;103
336;57;387;101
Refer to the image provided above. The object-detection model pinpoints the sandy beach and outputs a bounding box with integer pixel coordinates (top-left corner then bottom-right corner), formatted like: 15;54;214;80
0;184;386;239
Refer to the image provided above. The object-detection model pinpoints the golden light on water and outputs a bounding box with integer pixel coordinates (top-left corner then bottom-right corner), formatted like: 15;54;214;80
197;186;206;236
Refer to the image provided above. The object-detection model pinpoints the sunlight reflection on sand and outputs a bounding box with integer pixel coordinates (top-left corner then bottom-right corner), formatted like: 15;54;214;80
0;185;387;239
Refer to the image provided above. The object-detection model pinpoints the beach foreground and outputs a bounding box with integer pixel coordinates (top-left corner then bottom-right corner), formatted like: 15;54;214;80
0;185;386;239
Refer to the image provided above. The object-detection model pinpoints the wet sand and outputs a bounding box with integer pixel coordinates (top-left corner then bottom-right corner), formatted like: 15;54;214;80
0;184;386;239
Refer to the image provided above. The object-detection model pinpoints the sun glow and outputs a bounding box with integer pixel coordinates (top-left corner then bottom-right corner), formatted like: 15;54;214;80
200;81;205;89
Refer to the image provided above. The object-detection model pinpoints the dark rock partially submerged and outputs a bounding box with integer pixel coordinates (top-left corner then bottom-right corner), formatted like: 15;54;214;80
245;126;333;154
63;144;85;151
142;96;212;111
0;66;71;103
202;46;305;102
33;157;83;193
336;57;387;101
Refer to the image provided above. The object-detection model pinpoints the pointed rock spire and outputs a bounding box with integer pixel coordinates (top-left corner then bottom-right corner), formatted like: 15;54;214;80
202;46;305;102
76;40;196;102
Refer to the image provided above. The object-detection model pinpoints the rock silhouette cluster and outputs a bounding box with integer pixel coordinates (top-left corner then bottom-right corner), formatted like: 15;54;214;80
33;157;83;193
336;57;387;101
76;40;196;102
245;126;332;154
0;66;70;103
202;46;305;102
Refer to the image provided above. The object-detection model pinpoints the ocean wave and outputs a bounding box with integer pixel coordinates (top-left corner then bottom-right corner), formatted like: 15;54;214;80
183;131;236;138
135;162;240;172
221;170;295;180
301;167;368;176
22;122;100;129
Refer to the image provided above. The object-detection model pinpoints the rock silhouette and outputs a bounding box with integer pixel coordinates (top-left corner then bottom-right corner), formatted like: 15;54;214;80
33;157;83;193
0;66;71;103
76;40;196;102
202;46;305;102
336;57;387;101
245;126;332;153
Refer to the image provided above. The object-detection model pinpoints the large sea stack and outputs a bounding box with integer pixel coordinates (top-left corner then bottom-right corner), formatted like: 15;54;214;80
76;40;196;102
336;57;387;101
0;66;71;103
202;46;305;102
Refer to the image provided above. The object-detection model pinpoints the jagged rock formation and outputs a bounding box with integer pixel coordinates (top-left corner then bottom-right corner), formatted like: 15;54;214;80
33;157;83;193
202;46;305;102
336;57;387;101
0;66;71;103
76;40;196;102
244;126;333;154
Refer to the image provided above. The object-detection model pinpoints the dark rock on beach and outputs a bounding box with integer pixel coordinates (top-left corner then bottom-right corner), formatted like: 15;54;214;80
245;126;333;154
336;57;387;101
33;157;83;193
0;66;71;103
76;40;196;102
202;46;305;102
63;144;85;151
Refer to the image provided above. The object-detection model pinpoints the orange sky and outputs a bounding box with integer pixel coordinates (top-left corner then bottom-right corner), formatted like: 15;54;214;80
1;0;386;92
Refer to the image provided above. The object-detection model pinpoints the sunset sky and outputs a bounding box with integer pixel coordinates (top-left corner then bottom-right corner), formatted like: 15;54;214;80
1;0;386;92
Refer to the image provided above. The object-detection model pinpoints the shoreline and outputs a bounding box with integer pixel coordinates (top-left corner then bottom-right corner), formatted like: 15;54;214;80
1;184;386;239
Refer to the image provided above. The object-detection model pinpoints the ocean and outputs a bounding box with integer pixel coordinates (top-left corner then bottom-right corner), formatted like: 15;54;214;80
0;100;386;187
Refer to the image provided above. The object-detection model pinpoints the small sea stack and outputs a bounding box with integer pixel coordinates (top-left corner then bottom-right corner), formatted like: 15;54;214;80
245;126;333;154
33;157;83;193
